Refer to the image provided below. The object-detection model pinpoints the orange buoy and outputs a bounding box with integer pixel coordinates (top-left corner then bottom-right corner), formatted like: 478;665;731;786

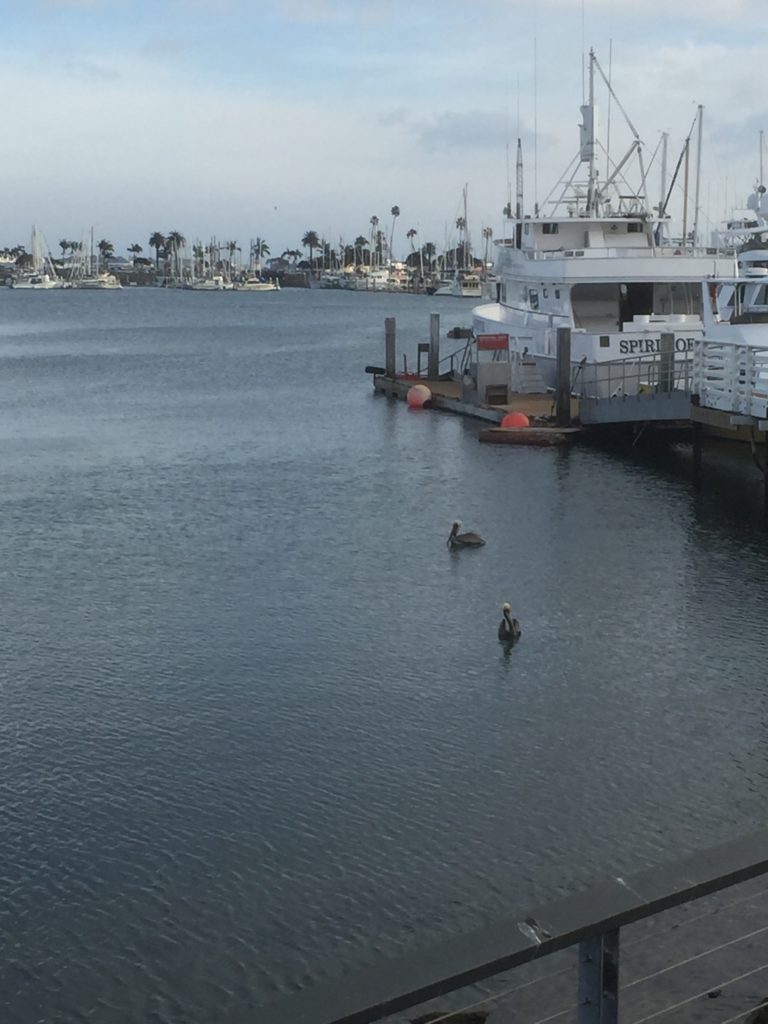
501;411;530;428
407;384;432;408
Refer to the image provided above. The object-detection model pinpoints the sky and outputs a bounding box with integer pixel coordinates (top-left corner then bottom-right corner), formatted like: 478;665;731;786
3;0;768;261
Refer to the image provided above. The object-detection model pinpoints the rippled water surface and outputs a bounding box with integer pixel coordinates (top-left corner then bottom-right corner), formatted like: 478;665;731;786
1;287;768;1023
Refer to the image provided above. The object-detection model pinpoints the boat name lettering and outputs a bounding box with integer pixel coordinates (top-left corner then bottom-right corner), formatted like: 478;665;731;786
618;337;695;355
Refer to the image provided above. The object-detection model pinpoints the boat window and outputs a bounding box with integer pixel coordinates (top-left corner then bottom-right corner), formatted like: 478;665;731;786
542;224;559;234
600;336;610;347
627;223;643;233
524;223;530;235
555;289;560;299
542;288;548;298
529;290;539;310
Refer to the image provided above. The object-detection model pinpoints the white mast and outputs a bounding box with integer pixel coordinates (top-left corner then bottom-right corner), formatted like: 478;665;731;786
693;105;703;248
581;50;599;215
516;138;524;248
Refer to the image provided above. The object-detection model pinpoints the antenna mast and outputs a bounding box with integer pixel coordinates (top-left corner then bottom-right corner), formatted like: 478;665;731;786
582;50;598;214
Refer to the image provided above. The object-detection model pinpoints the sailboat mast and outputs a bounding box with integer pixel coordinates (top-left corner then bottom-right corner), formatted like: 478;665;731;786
682;139;690;247
760;129;765;191
693;105;703;248
515;138;524;249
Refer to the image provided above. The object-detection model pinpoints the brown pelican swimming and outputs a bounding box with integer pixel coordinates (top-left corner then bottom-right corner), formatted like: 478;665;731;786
447;519;485;549
498;603;521;643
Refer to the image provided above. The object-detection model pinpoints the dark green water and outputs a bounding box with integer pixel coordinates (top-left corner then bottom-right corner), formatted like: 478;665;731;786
0;287;767;1023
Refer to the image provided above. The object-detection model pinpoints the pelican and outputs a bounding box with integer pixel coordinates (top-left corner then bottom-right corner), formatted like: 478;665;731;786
498;602;521;643
447;519;485;549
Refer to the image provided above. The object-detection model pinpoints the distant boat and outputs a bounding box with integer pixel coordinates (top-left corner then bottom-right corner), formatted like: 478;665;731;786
11;272;63;290
235;277;280;292
185;274;232;291
76;272;122;290
11;226;66;289
433;271;484;299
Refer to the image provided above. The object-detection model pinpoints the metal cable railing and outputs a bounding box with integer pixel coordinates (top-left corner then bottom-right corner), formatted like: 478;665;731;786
265;830;768;1024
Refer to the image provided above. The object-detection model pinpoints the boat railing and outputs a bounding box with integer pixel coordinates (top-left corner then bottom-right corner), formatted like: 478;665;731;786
521;247;723;261
400;341;472;379
692;338;768;418
575;350;692;400
264;827;768;1024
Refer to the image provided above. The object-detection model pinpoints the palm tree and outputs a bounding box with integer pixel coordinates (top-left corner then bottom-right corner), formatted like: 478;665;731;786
166;231;186;278
482;226;493;269
389;205;400;262
149;232;166;269
406;228;422;280
422;241;436;271
127;243;143;265
58;239;70;258
455;216;467;269
251;237;270;266
301;230;320;274
97;239;114;271
369;216;379;268
354;235;369;268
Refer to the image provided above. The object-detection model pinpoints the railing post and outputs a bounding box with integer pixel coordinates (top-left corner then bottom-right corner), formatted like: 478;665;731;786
577;936;603;1024
428;313;440;380
577;929;620;1024
385;318;396;379
602;928;620;1024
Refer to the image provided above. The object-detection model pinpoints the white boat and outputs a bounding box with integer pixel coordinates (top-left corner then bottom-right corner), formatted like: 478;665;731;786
434;271;484;298
185;275;232;291
11;226;66;289
693;267;768;423
76;272;122;290
11;273;62;290
472;50;734;397
235;277;279;292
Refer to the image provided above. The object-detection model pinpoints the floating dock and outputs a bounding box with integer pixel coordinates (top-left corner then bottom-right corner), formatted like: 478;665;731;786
479;425;583;446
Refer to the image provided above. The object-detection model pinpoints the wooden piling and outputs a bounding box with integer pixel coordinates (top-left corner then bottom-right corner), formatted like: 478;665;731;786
428;313;440;380
555;327;572;427
385;318;396;378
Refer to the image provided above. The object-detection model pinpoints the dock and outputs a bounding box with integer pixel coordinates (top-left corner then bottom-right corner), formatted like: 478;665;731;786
368;315;768;511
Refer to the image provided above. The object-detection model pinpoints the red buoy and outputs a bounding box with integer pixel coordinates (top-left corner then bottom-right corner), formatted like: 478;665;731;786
501;411;530;428
407;384;432;408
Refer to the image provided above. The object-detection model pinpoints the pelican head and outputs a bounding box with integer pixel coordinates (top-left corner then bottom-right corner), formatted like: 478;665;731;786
447;520;461;546
502;602;511;612
452;519;462;528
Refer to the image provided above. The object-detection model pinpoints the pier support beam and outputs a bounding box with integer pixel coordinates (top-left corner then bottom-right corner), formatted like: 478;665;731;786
577;929;620;1024
385;318;396;379
556;328;572;427
428;313;440;380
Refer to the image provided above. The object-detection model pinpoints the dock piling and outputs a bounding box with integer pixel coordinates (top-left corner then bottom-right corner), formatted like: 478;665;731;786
428;313;440;380
556;327;572;427
384;318;396;379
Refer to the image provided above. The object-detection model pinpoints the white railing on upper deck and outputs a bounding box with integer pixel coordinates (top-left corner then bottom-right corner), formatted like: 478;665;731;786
692;339;768;418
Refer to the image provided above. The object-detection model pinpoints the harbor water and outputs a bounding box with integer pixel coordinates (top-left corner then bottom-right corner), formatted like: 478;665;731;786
1;287;768;1023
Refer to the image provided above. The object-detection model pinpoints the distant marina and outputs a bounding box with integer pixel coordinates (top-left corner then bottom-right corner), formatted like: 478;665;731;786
0;192;492;295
